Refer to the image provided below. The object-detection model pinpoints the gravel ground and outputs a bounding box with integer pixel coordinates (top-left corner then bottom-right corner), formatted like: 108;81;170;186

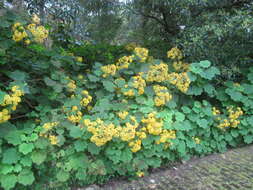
77;145;253;190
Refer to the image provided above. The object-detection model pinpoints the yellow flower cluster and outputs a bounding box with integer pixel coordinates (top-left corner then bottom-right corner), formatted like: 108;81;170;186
153;85;172;106
141;113;163;135
156;129;176;144
167;47;183;60
217;107;243;129
67;110;82;123
0;109;10;123
123;89;135;97
118;117;138;142
193;137;201;144
84;119;118;146
136;171;144;177
39;122;59;145
146;63;169;82
132;73;146;95
117;111;128;120
167;72;190;93
101;64;117;77
129;139;142;152
116;55;133;70
142;113;176;146
49;135;58;145
27;24;49;43
1;86;24;111
173;61;189;71
82;112;177;153
67;79;76;92
42;122;59;132
80;90;92;107
12;23;28;42
76;56;83;62
12;14;48;44
212;107;221;115
134;47;149;62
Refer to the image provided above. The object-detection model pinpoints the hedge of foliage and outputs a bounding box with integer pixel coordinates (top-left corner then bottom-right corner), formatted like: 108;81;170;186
1;11;253;190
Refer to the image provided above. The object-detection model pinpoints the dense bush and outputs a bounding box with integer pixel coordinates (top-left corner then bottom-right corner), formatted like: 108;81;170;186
1;11;253;190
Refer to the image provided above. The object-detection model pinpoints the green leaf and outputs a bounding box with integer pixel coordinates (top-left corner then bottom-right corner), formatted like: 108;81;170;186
2;148;20;164
0;90;6;104
187;86;203;95
120;149;133;163
19;143;34;155
68;153;88;170
7;70;26;81
69;127;83;139
231;130;239;138
115;78;126;88
174;120;192;131
13;164;22;173
44;77;56;86
181;106;191;114
0;174;17;190
74;140;87;152
175;112;185;122
4;130;22;145
87;143;100;155
199;60;211;68
20;156;32;167
87;74;100;82
225;89;243;101
197;119;208;129
34;138;48;149
102;80;115;92
244;135;253;144
18;169;35;186
56;171;69;182
31;151;47;165
203;84;216;95
0;164;14;175
177;141;186;155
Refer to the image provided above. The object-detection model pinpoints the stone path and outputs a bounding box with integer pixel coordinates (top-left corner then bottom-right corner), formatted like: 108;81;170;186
81;145;253;190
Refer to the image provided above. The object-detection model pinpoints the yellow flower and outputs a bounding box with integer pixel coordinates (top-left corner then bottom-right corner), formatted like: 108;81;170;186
136;171;144;177
78;74;83;79
49;135;58;145
0;109;11;123
193;137;201;144
80;90;92;107
132;74;146;95
116;55;133;70
67;80;76;92
76;56;83;62
212;107;220;115
123;89;135;97
153;85;172;106
167;72;190;93
101;64;117;77
167;47;183;60
134;47;149;62
117;111;128;120
12;22;22;31
146;63;169;82
24;39;31;45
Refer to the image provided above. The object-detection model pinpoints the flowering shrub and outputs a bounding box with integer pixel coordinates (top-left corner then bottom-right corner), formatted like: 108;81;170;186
0;11;253;190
